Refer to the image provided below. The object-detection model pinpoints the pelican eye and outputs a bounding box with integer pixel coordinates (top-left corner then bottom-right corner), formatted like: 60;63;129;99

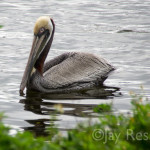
37;27;46;37
40;27;45;33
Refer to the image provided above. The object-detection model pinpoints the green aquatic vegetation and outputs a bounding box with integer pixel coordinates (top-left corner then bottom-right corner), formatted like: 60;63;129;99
0;25;3;28
93;103;112;113
0;92;150;150
0;121;55;150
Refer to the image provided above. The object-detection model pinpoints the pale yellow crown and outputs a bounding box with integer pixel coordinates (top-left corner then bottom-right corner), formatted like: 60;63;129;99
34;16;53;35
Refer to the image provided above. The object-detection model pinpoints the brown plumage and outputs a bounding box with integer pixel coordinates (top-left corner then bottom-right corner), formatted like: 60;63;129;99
20;16;115;94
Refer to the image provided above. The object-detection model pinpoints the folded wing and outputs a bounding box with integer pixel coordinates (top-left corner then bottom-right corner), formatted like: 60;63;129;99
42;52;114;89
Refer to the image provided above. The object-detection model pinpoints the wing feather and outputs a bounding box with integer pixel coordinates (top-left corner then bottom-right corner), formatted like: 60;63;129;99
42;52;114;89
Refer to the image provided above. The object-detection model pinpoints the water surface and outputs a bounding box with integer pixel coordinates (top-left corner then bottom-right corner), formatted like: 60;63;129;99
0;0;150;136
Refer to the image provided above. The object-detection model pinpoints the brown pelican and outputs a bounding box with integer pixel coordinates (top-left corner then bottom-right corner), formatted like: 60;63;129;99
20;16;115;94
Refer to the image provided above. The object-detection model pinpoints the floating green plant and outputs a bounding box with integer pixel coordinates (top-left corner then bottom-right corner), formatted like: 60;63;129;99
93;103;112;113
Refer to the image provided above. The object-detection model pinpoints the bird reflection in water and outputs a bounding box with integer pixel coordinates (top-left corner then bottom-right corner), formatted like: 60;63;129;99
19;85;121;137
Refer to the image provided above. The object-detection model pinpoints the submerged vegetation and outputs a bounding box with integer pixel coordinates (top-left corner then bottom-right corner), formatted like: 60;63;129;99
0;92;150;150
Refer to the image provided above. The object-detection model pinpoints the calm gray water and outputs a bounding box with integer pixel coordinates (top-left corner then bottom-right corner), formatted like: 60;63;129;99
0;0;150;136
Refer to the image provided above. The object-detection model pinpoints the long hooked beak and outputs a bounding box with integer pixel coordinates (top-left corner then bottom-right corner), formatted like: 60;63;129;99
20;33;49;94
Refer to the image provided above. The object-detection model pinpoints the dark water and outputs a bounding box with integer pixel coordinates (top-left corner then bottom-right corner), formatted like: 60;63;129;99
0;0;150;136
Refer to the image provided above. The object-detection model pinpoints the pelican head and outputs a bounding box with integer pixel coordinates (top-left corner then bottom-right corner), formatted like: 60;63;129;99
20;16;55;93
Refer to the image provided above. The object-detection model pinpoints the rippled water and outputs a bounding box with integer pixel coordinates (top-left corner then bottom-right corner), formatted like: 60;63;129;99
0;0;150;136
